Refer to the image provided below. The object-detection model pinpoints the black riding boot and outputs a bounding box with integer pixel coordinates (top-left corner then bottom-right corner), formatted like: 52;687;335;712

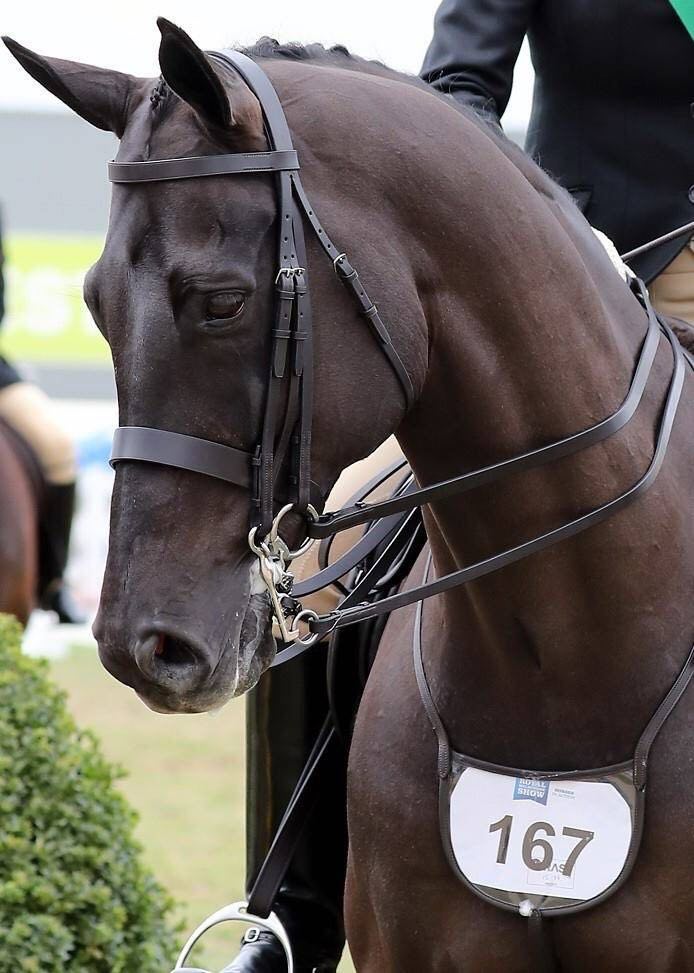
223;645;348;973
38;482;85;624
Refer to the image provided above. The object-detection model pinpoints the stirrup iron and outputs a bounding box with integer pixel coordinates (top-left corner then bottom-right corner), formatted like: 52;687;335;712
170;900;294;973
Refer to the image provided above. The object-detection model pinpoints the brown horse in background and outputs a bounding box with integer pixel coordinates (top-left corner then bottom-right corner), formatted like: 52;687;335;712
0;420;38;623
6;20;693;972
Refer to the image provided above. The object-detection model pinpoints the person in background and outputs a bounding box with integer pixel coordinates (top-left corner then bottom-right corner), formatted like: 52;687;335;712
421;0;694;329
0;215;84;623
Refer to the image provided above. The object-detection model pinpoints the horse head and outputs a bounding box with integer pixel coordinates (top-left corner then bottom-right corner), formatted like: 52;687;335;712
3;21;425;713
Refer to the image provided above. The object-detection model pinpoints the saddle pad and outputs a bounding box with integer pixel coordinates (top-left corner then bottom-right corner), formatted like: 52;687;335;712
447;766;635;909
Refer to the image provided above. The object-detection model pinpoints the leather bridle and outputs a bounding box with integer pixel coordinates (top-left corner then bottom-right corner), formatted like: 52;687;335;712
109;49;414;644
109;49;690;655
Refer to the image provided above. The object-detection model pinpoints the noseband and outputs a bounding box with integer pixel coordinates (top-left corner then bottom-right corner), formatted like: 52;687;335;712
109;49;690;653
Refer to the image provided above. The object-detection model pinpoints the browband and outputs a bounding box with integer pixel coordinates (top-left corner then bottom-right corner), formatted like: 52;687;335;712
108;149;299;183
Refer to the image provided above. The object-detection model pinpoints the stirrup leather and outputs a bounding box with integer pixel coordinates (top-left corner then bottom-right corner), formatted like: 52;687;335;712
170;900;294;973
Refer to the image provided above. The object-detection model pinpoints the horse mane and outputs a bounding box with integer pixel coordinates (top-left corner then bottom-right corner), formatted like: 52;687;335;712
239;37;389;71
149;38;572;211
237;39;572;207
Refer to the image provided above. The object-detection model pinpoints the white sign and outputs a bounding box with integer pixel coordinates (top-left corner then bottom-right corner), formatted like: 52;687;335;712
449;767;632;901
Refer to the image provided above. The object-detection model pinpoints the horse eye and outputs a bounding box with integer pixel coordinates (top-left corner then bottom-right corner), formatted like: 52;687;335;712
203;291;245;324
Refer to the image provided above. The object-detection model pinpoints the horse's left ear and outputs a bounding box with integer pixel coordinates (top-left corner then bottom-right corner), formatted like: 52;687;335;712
157;18;261;139
2;37;138;136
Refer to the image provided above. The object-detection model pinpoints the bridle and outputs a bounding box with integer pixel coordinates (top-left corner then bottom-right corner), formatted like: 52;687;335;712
109;48;414;646
109;49;691;657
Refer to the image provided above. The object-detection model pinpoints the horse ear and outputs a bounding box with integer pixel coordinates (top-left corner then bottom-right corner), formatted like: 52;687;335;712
2;37;137;137
157;18;232;130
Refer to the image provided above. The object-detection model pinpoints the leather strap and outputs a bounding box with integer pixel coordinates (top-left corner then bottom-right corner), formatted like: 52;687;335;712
246;715;340;918
309;318;687;637
633;643;694;789
209;51;296;151
290;200;314;515
290;175;415;410
292;509;411;598
110;426;326;503
108;150;299;183
309;277;661;539
110;426;252;488
413;553;451;778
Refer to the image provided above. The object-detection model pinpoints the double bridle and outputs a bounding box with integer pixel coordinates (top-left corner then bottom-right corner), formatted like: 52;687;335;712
109;49;413;645
109;49;691;658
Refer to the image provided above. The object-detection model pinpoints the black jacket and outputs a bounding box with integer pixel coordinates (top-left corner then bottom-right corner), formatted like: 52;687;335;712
421;0;694;282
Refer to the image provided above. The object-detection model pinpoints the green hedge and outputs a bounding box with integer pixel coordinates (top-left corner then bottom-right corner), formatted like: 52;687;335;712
0;615;178;972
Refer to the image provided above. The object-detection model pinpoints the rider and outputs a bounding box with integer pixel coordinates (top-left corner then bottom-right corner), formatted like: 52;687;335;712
0;214;84;623
227;5;694;971
420;0;694;329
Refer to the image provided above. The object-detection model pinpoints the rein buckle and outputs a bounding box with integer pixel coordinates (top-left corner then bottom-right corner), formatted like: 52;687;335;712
274;266;306;285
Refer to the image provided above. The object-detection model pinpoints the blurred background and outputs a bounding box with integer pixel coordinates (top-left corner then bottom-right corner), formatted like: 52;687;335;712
0;3;532;967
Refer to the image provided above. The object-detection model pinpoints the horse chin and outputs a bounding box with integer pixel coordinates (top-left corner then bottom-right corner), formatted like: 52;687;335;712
234;592;276;696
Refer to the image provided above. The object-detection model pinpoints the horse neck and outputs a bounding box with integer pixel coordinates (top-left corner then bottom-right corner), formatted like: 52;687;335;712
392;119;690;766
278;64;689;763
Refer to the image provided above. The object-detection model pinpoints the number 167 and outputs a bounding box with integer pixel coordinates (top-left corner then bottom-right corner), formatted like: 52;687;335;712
489;815;594;877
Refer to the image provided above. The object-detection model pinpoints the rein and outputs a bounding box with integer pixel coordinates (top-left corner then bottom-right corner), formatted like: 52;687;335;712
108;50;690;657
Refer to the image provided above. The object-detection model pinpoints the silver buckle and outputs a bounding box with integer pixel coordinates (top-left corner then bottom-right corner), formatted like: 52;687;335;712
170;900;294;973
242;926;261;944
274;266;306;284
248;504;320;647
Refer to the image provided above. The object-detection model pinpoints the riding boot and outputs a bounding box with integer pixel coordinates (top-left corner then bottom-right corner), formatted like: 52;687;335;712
38;482;85;624
223;645;348;973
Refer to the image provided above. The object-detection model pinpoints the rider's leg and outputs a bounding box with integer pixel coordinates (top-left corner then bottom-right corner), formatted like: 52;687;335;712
226;647;348;973
225;438;405;973
0;378;84;623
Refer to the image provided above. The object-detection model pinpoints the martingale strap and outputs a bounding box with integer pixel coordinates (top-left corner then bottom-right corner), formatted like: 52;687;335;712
414;546;694;788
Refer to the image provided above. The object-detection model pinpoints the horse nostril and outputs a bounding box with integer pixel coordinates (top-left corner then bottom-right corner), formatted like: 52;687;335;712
134;631;211;690
153;632;197;667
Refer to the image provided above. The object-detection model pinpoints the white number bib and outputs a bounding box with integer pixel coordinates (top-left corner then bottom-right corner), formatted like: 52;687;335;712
448;767;633;903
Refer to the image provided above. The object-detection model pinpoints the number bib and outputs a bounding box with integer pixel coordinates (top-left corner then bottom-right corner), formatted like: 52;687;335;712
442;759;643;915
